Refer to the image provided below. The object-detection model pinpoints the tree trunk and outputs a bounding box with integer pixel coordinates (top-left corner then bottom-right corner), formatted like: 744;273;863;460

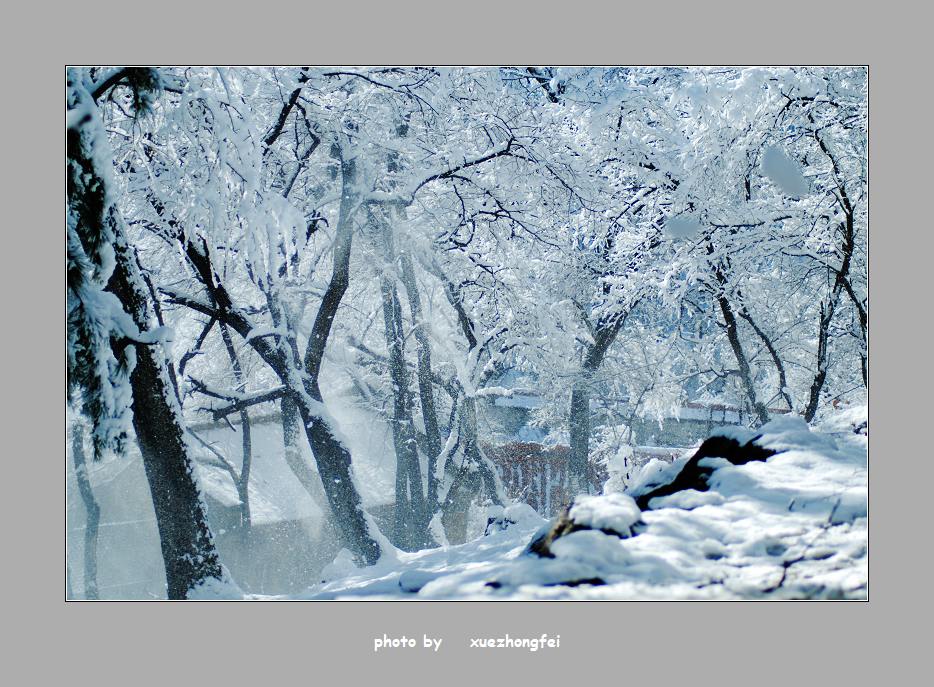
704;239;770;427
399;250;443;516
440;467;480;545
178;235;383;566
71;422;100;600
109;241;224;598
440;397;482;545
280;395;343;549
802;222;854;422
737;304;793;410
568;382;592;496
281;395;329;510
440;395;505;545
804;125;861;420
430;262;507;540
375;213;429;551
299;149;382;565
567;317;627;497
264;289;335;522
180;145;383;566
461;396;506;507
68;99;224;600
717;293;771;426
136;80;381;565
296;404;381;564
380;274;427;550
803;298;837;423
219;321;252;532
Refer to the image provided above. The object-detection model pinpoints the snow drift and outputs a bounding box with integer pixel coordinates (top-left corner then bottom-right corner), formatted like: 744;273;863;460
280;414;866;600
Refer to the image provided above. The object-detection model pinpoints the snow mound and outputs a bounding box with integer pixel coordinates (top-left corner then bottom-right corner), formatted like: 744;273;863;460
569;493;641;534
817;403;868;438
709;424;759;444
398;569;443;593
319;549;360;584
186;573;245;600
626;451;693;500
755;415;838;454
485;503;544;535
648;489;725;510
273;420;865;600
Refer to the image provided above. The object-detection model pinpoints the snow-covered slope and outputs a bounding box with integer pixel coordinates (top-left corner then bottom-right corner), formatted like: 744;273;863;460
197;414;867;600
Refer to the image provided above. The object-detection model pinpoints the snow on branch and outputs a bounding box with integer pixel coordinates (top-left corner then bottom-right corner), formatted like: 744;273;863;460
188;377;289;421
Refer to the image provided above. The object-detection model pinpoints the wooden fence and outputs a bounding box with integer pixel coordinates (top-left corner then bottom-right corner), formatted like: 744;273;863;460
484;442;688;518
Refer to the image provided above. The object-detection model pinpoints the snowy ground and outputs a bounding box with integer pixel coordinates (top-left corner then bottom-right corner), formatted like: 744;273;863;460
194;411;867;600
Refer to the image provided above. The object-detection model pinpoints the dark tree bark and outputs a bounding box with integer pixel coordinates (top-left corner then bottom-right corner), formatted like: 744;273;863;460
136;256;182;405
440;394;507;543
525;67;562;103
261;280;335;522
440;466;480;544
82;69;383;587
737;304;793;410
382;116;443;540
461;395;505;498
380;272;428;550
716;292;771;426
219;321;252;532
108;238;224;598
399;250;443;515
279;394;333;522
803;299;836;423
839;275;868;388
424;260;506;542
298;150;381;565
67;96;224;599
803;127;859;422
279;396;316;496
168;258;382;566
440;396;481;544
71;422;100;600
370;207;430;550
568;384;592;495
177;317;216;384
563;218;658;499
738;155;793;411
263;68;310;150
568;317;627;496
164;146;382;566
704;240;770;427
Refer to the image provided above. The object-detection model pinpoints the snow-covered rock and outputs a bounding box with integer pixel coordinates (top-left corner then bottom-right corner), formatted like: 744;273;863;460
281;418;866;600
525;493;641;559
630;427;777;510
486;502;552;535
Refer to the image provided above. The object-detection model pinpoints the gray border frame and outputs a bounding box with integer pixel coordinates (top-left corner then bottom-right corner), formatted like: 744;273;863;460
9;0;928;681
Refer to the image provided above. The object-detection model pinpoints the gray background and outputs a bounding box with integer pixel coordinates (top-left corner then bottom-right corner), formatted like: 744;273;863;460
6;0;928;683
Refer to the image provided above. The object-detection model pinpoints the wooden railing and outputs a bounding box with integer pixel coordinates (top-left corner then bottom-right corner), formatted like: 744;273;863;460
484;442;689;518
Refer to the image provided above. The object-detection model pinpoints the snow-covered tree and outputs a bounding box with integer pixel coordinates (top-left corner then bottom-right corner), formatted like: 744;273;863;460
67;68;225;598
69;67;867;587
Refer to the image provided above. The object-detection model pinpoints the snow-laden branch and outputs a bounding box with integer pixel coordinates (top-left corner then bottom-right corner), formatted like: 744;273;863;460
188;377;290;421
367;137;517;206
